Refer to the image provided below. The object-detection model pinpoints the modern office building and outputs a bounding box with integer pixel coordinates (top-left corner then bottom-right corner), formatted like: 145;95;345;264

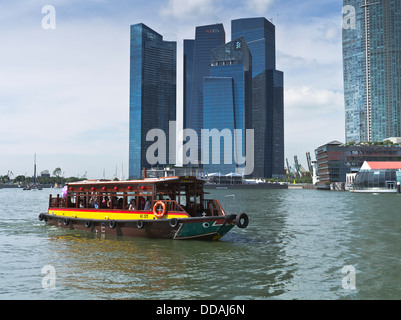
129;23;176;179
343;0;401;143
232;17;284;178
183;39;195;130
202;37;252;174
184;23;226;136
315;140;401;184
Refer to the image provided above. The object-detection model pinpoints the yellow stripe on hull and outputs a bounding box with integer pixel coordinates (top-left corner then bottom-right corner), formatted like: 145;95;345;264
48;208;190;221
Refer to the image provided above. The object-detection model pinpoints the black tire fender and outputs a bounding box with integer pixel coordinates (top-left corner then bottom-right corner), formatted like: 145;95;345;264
109;220;117;229
235;213;249;229
63;218;70;226
169;218;179;228
85;221;92;228
38;213;45;221
137;220;145;229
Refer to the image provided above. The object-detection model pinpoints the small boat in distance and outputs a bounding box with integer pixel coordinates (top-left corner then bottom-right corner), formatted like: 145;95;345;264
39;175;249;240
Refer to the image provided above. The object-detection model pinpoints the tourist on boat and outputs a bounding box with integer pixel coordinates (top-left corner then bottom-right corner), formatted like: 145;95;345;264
139;197;145;210
106;197;111;208
89;193;97;208
144;198;151;211
129;199;136;211
117;197;123;209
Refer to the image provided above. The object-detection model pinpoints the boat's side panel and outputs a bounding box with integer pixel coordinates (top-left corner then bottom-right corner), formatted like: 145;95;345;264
44;214;180;239
41;213;237;240
48;208;189;221
174;218;235;240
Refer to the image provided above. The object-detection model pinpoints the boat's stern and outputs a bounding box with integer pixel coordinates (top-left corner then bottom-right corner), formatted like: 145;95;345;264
172;213;249;240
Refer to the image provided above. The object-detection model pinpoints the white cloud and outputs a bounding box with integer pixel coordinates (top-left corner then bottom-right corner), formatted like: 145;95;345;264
274;9;342;74
159;0;220;22
319;22;341;41
246;0;275;13
285;86;343;115
284;86;345;165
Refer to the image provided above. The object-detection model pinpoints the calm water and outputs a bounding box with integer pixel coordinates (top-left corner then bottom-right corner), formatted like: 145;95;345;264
0;187;400;300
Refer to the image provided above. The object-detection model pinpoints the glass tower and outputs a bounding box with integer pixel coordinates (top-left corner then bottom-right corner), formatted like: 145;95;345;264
183;24;226;144
232;17;284;178
129;23;176;179
202;37;252;175
183;39;195;130
343;0;401;143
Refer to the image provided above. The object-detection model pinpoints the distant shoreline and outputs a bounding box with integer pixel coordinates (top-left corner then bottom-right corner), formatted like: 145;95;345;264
204;183;288;190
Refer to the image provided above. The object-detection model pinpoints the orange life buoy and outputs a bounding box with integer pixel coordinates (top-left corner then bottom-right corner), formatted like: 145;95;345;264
153;201;166;218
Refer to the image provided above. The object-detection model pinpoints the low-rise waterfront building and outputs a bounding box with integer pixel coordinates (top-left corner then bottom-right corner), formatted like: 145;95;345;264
315;141;401;184
352;161;401;193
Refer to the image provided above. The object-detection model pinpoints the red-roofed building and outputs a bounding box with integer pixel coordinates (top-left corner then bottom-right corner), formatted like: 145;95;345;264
360;161;401;170
352;161;401;192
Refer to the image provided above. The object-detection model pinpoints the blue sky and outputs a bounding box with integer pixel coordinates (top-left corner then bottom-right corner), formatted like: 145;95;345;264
0;0;344;179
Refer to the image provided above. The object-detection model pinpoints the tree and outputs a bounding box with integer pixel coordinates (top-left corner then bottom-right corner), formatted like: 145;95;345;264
14;175;26;183
53;167;62;177
0;175;8;183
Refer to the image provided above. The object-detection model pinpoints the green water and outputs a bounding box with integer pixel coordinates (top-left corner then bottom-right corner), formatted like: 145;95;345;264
0;188;400;299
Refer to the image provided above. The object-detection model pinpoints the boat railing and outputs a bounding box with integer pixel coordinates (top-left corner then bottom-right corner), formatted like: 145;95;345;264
203;199;225;216
152;200;187;213
49;194;66;208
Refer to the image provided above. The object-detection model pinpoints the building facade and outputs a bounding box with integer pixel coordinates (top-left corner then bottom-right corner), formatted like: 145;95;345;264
353;161;401;192
315;140;401;184
343;0;401;143
202;37;252;175
129;23;176;179
232;17;284;178
184;23;226;136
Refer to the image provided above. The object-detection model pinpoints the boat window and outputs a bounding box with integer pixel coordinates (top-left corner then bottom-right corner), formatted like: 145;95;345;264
69;194;76;206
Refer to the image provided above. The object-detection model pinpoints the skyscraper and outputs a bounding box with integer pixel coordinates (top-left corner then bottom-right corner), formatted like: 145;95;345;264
202;37;253;174
343;0;401;143
232;17;284;178
129;23;176;179
184;23;226;141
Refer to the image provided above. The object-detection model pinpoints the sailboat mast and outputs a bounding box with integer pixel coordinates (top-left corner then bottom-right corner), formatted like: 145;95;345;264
33;154;37;185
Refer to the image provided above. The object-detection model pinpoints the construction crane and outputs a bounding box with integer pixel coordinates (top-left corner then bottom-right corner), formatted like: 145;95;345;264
306;151;313;176
294;155;312;180
294;156;301;178
286;158;295;179
306;152;313;178
7;171;14;179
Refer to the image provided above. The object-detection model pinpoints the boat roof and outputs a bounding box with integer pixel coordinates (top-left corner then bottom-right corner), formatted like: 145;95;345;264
67;176;205;186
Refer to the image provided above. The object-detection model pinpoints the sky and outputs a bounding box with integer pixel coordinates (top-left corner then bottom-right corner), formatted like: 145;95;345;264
0;0;345;179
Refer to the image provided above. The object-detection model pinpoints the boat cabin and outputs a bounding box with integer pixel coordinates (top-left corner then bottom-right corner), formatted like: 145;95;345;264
49;176;225;217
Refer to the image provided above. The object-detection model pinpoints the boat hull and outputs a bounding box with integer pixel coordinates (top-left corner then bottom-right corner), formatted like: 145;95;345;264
39;213;242;240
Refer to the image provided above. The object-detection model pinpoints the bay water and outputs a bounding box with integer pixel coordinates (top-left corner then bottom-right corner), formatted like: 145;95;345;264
0;187;400;300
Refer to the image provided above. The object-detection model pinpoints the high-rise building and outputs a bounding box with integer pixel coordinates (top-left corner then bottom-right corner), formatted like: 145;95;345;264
202;37;253;175
183;39;195;130
129;23;176;179
343;0;401;143
183;23;226;141
231;17;284;178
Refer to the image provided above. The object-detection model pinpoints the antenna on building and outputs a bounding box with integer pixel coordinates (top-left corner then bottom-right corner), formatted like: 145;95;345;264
270;13;279;24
